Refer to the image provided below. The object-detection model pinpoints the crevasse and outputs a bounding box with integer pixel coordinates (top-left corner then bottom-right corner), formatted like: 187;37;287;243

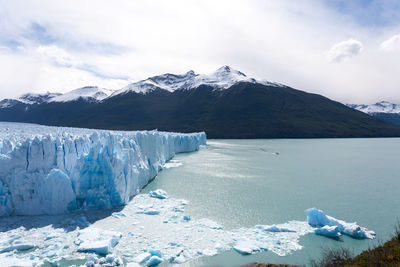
0;123;206;216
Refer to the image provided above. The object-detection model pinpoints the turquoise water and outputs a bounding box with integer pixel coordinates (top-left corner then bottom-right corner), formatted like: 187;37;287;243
142;138;400;266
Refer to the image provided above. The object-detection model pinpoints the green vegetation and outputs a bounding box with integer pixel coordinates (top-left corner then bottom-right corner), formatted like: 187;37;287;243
310;225;400;267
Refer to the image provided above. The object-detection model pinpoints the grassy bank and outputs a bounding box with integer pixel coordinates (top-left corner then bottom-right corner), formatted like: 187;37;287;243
310;225;400;267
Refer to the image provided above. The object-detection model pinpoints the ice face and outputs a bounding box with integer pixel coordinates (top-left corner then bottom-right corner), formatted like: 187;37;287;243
314;225;341;238
306;208;375;239
0;122;206;216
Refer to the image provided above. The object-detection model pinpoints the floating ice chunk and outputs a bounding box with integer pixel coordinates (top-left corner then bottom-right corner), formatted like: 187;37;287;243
133;252;151;263
102;254;123;265
0;239;34;252
149;189;169;199
141;209;160;215
256;225;296;232
126;263;141;267
147;256;163;266
163;160;183;169
112;212;127;219
171;250;192;264
149;249;162;258
306;208;375;239
197;218;223;229
0;255;40;267
315;225;341;238
76;228;122;255
182;215;191;222
85;256;98;267
44;233;59;240
0;234;34;253
233;239;261;255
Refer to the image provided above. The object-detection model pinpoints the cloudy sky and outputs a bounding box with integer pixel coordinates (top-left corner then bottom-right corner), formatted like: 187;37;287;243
0;0;400;103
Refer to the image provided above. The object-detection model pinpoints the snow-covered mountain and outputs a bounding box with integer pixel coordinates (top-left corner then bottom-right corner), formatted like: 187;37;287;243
48;86;114;102
1;66;400;138
0;92;61;108
112;65;281;96
347;101;400;126
347;101;400;114
0;87;114;109
0;66;281;107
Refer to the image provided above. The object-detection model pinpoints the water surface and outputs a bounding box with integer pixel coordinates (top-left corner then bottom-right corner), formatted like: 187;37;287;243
143;138;400;266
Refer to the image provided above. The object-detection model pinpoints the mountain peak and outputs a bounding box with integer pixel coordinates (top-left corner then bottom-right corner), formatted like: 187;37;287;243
49;86;113;103
217;65;232;72
113;66;281;96
347;101;400;114
214;65;247;77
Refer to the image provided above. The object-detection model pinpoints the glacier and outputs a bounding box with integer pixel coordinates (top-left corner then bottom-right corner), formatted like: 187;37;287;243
0;122;206;216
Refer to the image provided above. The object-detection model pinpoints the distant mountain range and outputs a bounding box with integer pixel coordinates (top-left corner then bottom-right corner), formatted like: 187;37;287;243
1;66;400;138
347;101;400;126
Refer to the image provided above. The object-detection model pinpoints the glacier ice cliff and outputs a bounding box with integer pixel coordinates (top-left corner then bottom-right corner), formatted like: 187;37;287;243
0;122;206;216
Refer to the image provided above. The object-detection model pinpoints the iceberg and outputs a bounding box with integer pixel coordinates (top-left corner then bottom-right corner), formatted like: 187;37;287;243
233;239;261;255
0;122;206;216
306;208;375;239
0;236;34;253
149;189;168;199
133;252;151;263
76;228;122;255
146;256;163;266
256;225;296;232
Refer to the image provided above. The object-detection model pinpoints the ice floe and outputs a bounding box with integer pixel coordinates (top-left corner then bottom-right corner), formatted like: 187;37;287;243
76;228;122;255
163;160;183;169
0;191;376;266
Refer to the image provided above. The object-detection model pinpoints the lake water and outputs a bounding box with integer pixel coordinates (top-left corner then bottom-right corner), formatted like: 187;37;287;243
142;138;400;266
2;138;399;266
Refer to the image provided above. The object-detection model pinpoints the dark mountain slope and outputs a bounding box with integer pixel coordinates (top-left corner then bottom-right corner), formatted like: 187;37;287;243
366;113;400;126
1;82;400;138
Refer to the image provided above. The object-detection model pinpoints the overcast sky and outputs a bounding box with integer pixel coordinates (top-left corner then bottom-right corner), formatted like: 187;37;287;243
1;0;400;103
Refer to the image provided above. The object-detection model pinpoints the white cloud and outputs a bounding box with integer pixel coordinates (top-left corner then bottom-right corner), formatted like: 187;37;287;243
327;39;363;62
0;0;400;103
37;45;74;67
380;35;400;52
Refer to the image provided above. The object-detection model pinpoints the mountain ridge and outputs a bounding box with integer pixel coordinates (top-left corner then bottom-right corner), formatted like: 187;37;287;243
347;101;400;125
1;66;400;138
0;66;281;107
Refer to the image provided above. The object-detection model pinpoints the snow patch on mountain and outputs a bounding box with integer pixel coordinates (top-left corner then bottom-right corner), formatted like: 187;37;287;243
347;101;400;114
49;86;114;102
0;87;113;108
0;92;62;108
